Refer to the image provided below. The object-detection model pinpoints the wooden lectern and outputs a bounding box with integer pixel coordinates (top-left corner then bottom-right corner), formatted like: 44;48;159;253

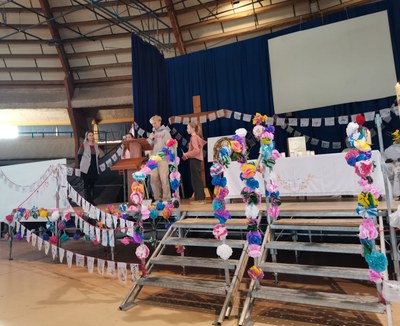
111;138;153;202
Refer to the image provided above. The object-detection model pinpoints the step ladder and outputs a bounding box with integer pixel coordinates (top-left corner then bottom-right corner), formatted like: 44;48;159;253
239;215;393;326
120;214;253;325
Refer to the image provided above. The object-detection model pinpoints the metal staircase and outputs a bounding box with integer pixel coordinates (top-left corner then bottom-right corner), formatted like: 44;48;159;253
120;213;252;325
239;213;393;326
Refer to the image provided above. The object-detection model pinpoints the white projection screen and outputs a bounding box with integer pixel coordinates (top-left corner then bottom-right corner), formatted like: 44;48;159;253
269;11;397;114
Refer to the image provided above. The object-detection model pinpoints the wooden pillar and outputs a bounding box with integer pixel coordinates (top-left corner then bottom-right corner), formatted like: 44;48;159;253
192;95;210;199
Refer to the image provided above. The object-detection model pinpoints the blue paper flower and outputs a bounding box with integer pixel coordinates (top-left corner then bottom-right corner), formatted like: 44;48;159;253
212;199;224;211
150;209;158;220
365;251;388;272
42;233;50;241
246;178;259;190
247;231;262;245
156;201;165;211
170;179;180;191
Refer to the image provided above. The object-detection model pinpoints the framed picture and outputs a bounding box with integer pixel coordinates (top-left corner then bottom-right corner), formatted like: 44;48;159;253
287;136;307;157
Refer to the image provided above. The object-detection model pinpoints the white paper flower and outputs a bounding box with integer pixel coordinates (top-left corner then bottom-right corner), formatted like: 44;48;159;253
49;210;60;222
235;128;247;138
245;204;259;219
346;122;359;137
216;244;233;260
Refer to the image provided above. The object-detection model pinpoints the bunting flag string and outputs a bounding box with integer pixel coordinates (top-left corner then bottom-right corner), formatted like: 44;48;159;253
0;165;58;193
22;229;139;283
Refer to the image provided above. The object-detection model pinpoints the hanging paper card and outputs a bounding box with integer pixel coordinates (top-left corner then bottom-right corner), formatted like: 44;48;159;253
76;254;85;268
106;159;112;168
44;240;50;255
98;259;105;277
83;221;90;235
175;133;182;140
37;236;43;251
311;118;321;127
370;129;377;137
208;113;217;121
111;154;118;162
242;114;252;122
191;117;198;123
106;214;113;228
338;116;349;125
182;138;188;146
234;112;242;120
108;230;115;247
138;128;145;136
87;256;95;274
126;221;134;237
120;219;126;233
116;147;123;156
380;108;391;118
300;118;309;127
95;228;101;243
168;117;173;125
200;115;207;123
332;142;341;149
324;117;335;126
96;208;101;220
225;110;232;119
117;262;127;283
112;215;118;229
66;250;74;268
102;230;108;246
26;229;31;243
67;167;74;176
294;131;302;137
75;169;81;177
130;264;140;282
216;110;225;118
107;261;116;277
31;233;37;247
16;221;21;233
89;225;95;240
51;244;57;260
174;116;182;123
182;117;189;125
286;126;294;134
364;111;375;121
351;114;357;122
321;141;330;148
20;225;26;237
276;117;285;126
288;118;298;126
310;138;319;146
59;247;65;263
304;135;310;142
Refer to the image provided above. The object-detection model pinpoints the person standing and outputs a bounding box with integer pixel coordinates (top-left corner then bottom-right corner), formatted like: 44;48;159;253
78;131;100;204
147;115;172;201
122;132;134;159
182;122;207;202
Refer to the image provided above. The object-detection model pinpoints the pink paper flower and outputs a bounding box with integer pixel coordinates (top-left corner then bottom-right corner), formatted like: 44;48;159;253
355;160;373;178
5;215;13;224
268;206;280;219
266;182;279;194
120;237;130;245
50;236;58;244
359;219;378;240
253;125;264;138
368;268;382;283
141;166;152;175
213;224;228;240
248;244;261;258
271;150;281;161
128;205;138;213
136;244;150;259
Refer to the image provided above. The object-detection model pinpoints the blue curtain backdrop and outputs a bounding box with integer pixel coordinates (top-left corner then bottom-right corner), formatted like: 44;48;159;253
131;0;399;197
131;34;171;131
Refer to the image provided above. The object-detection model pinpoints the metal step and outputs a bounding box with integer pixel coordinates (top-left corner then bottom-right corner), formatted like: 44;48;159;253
136;275;227;295
174;218;248;230
163;237;245;248
266;241;362;254
271;219;361;232
261;262;369;280
151;255;238;270
252;286;385;314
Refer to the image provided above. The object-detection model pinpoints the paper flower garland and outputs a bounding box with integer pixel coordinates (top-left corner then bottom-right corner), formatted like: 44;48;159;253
345;114;387;283
245;113;281;280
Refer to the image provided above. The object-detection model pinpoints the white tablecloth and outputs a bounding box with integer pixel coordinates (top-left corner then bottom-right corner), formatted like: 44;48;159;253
224;151;386;198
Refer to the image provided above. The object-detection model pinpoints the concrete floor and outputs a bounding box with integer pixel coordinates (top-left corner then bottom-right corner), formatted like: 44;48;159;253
0;240;399;326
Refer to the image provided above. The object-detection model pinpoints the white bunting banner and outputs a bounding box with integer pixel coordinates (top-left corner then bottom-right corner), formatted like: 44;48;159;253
216;109;225;118
116;147;123;156
234;112;242;120
26;230;32;243
130;264;140;282
75;169;81;177
288;118;298;126
321;141;330;148
51;244;58;260
44;240;50;255
76;254;85;268
242;114;252;122
351;114;357;122
66;250;74;268
300;118;309;127
182;117;189;125
37;236;43;251
380;108;391;118
99;163;106;173
107;261;116;278
190;117;198;123
98;259;105;277
365;111;376;121
225;110;232;119
111;154;118;162
117;262;128;283
310;138;319;146
20;225;26;237
95;228;101;243
106;214;113;228
59;248;65;263
324;117;335;126
120;219;126;234
199;115;207;123
102;230;108;246
174;116;182;123
87;256;95;274
294;130;302;137
208;113;217;121
89;225;95;240
332;142;342;149
108;230;115;247
338;116;349;125
311;118;321;127
106;159;113;168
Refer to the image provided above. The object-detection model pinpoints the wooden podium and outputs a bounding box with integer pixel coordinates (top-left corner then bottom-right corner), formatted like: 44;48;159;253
111;138;153;202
